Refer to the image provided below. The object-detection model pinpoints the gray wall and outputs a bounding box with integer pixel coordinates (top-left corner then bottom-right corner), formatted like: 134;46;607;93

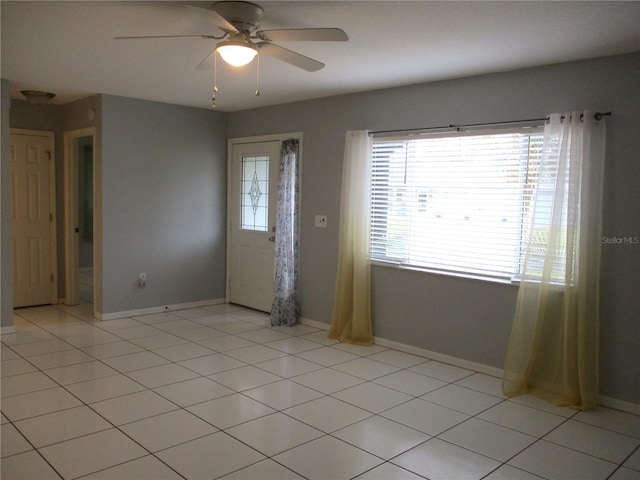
100;95;227;313
1;79;12;327
228;52;640;405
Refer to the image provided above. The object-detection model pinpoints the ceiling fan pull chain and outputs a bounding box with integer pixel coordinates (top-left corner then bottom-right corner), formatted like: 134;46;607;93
255;52;260;97
212;51;219;108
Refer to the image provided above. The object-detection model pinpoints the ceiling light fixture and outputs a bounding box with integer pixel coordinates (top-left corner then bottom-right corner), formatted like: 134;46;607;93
21;90;56;105
216;38;258;67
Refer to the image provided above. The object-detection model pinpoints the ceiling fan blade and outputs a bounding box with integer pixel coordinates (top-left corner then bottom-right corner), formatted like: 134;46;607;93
257;28;348;43
258;43;324;72
184;2;239;33
195;48;217;71
114;34;219;40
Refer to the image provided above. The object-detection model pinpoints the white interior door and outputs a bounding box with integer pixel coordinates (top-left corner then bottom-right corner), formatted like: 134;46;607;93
10;131;57;308
229;140;280;312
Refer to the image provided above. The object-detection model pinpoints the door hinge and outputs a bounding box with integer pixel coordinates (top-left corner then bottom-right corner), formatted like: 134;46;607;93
51;273;54;282
46;150;52;161
50;213;53;222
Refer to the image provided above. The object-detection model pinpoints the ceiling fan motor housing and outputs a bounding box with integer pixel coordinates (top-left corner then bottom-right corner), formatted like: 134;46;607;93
212;1;264;32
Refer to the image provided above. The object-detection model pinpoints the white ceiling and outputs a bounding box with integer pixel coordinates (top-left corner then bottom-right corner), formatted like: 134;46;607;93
2;1;639;112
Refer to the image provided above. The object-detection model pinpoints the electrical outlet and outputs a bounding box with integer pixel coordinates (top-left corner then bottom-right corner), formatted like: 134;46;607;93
138;273;147;288
315;215;327;228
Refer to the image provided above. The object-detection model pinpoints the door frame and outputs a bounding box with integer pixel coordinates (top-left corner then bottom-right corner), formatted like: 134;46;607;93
226;132;303;305
9;128;58;306
63;127;96;306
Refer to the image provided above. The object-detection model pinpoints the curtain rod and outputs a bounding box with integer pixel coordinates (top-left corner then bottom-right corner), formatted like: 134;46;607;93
371;111;611;137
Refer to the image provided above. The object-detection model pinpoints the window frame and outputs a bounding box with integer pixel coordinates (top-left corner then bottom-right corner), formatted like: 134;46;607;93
369;126;546;284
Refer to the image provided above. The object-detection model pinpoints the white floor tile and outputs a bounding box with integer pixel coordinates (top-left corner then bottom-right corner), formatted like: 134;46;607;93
354;462;426;479
273;435;382;480
609;467;640;480
13;405;111;447
574;406;640;438
156;432;265;479
237;328;291;343
439;417;536;461
367;349;429;368
4;306;639;480
1;371;58;397
295;346;360;366
332;357;401;380
393;438;500;480
283;396;371;433
333;415;429;460
1;387;82;421
120;409;218;452
455;372;506;398
544;419;640;463
151;341;214;361
332;381;413;413
208;365;282;391
65;373;146;403
10;338;74;357
224;344;288;363
299;330;340;345
24;348;94;370
243;379;324;410
483;464;546;479
196;334;256;352
0;450;62;479
101;350;170;372
91;390;178;425
409;360;475;383
291;367;364;394
125;362;199;388
1;423;32;458
264;337;322;354
187;393;275;429
153;376;234;406
509;440;617;480
255;355;323;377
625;447;640;471
373;369;447;396
81;455;184;479
44;360;118;385
80;340;144;359
178;352;246;375
382;398;469;436
421;384;503;415
226;412;323;456
39;428;147;479
129;332;189;350
221;458;305;479
477;400;567;437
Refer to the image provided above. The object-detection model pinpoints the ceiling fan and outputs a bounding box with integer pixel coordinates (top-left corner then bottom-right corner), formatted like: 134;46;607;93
115;1;349;72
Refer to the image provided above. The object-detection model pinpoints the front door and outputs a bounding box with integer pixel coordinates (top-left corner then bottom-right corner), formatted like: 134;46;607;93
10;130;57;308
229;140;280;312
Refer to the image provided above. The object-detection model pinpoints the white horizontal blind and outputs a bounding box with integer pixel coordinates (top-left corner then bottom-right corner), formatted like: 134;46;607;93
371;129;544;280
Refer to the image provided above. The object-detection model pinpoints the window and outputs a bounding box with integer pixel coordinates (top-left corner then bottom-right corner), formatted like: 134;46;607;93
241;155;269;231
370;128;544;281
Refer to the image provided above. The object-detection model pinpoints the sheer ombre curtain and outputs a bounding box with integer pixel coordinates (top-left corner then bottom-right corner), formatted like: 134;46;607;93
329;131;374;345
271;139;300;327
503;111;606;410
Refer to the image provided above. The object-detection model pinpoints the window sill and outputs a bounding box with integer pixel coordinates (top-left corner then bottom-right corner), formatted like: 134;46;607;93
370;259;521;287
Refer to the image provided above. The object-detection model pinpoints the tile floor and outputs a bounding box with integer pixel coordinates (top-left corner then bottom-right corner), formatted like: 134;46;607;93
1;303;639;480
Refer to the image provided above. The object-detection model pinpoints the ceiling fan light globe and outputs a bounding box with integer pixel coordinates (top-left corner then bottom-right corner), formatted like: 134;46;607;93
217;44;258;67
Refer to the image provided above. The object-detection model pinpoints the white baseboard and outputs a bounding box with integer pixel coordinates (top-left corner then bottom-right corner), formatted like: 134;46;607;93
96;298;226;321
299;316;639;415
1;325;16;335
